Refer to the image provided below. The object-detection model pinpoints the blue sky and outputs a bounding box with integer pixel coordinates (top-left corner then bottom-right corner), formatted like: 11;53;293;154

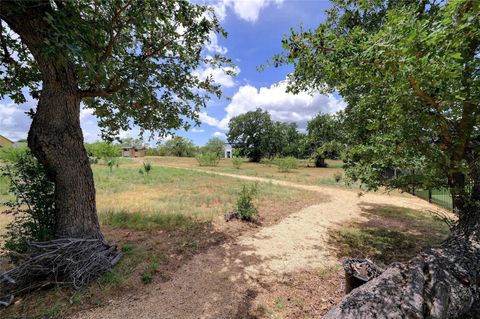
0;0;345;146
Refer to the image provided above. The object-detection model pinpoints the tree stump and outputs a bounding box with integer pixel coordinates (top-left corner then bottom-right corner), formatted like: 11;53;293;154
342;259;384;294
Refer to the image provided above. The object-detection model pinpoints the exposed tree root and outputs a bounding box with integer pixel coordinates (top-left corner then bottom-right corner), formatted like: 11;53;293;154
0;238;121;308
325;225;480;318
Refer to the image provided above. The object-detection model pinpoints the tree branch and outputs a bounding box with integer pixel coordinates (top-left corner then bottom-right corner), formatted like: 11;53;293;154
407;75;451;143
98;0;134;63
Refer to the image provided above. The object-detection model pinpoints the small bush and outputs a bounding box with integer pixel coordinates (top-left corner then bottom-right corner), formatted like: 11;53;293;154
232;157;243;169
106;158;118;172
196;152;220;167
141;259;159;285
143;162;152;175
1;152;56;253
236;184;258;221
334;172;342;183
275;157;299;172
141;272;153;285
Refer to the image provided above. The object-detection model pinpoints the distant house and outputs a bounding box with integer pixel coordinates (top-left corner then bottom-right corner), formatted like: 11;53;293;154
224;143;233;158
0;135;14;148
121;146;146;157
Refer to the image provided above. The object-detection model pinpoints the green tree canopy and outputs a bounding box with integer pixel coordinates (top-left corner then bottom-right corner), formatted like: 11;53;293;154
160;136;197;157
269;122;304;158
1;1;232;139
274;0;479;213
227;109;274;162
84;142;119;159
306;112;344;160
118;138;144;148
201;137;225;157
274;1;480;317
0;0;232;240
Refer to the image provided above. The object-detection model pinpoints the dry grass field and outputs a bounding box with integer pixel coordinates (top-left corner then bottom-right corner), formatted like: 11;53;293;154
0;158;324;319
145;156;348;186
0;156;450;319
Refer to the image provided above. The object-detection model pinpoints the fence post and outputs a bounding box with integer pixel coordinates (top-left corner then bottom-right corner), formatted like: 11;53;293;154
428;189;432;203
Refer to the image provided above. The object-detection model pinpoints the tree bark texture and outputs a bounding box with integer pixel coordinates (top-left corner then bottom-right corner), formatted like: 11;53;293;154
1;3;103;239
325;218;480;319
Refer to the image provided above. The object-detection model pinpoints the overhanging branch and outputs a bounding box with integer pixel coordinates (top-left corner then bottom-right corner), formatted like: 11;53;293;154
408;75;452;143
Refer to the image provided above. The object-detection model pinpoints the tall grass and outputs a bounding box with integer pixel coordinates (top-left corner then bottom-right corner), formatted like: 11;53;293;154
275;157;300;172
92;164;307;221
100;210;191;231
195;153;220;167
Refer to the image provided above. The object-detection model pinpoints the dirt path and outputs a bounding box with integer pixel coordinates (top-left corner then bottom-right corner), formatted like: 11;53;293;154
73;169;444;319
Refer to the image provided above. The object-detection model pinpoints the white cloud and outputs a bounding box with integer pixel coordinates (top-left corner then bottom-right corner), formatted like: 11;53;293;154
80;107;94;120
194;65;239;88
210;0;284;23
0;101;34;141
191;127;205;133
200;80;346;130
212;131;226;138
199;111;221;127
206;32;228;54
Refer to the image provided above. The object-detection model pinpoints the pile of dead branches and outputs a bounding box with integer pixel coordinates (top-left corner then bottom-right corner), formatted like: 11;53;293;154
0;238;121;308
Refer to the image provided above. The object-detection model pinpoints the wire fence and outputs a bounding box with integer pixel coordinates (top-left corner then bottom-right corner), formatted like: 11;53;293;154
412;180;475;212
412;188;453;211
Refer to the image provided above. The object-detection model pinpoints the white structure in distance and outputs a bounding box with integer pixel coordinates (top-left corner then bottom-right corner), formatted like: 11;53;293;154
224;143;233;158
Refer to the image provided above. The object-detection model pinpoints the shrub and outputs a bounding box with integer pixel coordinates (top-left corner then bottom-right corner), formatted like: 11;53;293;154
0;146;29;163
106;158;118;172
196;152;220;167
1;152;56;253
232;157;243;169
141;272;153;285
143;162;152;175
275;156;300;172
236;184;258;221
334;172;342;183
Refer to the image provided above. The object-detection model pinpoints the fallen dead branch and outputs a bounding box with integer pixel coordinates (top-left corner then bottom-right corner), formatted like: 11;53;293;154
0;238;121;308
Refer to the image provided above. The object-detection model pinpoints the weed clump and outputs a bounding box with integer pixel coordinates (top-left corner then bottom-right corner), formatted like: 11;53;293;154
232;157;243;169
275;157;299;172
196;152;220;167
334;172;342;183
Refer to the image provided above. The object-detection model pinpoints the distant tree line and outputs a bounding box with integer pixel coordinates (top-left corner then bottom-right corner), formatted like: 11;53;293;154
83;109;344;165
84;136;226;159
227;108;344;165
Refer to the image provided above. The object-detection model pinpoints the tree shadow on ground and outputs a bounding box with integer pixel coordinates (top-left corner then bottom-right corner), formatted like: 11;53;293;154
328;204;450;267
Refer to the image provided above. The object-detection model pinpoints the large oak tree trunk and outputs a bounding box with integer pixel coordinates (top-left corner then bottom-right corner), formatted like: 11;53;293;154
2;4;103;240
325;209;480;318
28;69;103;240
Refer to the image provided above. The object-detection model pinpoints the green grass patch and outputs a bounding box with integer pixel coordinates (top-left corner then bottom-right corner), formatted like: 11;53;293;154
274;296;286;310
100;210;191;231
